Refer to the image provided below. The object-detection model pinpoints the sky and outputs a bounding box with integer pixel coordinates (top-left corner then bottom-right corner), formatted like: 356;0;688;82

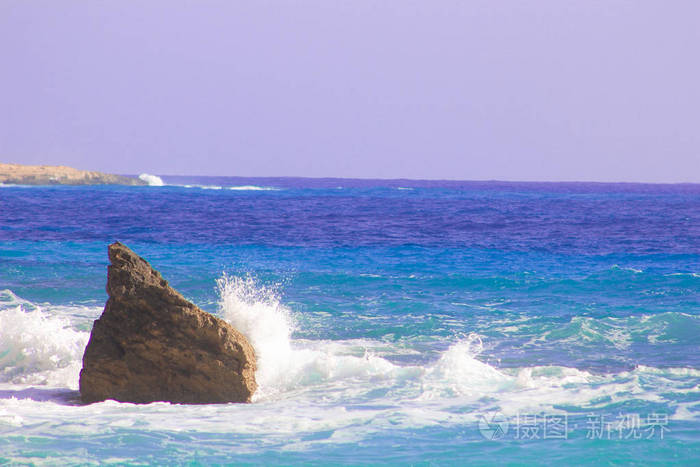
1;1;699;182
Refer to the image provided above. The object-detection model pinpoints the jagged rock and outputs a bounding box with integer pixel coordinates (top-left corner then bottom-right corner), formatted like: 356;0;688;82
79;242;257;404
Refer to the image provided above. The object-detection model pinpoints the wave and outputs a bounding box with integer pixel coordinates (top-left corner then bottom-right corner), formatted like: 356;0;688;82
180;184;278;191
217;275;505;398
0;290;89;389
228;185;278;191
217;274;295;396
136;177;278;190
1;284;698;423
183;184;223;190
214;277;700;417
138;173;165;186
504;312;700;351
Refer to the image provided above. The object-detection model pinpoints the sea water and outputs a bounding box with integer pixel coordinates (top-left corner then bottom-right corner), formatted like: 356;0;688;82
0;177;698;464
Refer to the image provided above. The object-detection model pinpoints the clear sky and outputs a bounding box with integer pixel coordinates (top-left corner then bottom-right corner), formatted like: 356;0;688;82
1;1;698;182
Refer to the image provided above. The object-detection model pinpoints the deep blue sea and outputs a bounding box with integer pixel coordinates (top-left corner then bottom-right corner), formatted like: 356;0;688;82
1;176;699;465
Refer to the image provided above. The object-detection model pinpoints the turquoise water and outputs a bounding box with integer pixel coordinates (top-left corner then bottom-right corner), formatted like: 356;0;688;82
1;177;699;464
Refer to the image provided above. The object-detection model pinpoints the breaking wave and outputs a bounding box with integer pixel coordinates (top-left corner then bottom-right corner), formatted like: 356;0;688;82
180;184;278;191
138;173;165;186
214;276;700;417
0;291;89;389
227;185;278;191
1;282;698;422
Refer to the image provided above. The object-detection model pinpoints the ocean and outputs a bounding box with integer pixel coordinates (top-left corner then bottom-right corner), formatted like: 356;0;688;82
1;176;699;465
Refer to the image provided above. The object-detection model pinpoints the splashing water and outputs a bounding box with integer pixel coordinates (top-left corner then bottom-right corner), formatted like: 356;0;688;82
216;275;411;399
216;274;295;397
213;276;643;414
0;291;89;389
138;173;165;186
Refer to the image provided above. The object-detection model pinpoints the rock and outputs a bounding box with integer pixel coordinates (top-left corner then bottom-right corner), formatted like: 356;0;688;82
0;162;147;185
79;242;257;404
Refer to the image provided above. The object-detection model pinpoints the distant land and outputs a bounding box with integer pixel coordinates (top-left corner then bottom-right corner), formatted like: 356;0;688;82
0;163;146;186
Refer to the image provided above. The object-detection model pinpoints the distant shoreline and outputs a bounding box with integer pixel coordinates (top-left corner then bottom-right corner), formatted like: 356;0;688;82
0;163;147;186
2;163;697;188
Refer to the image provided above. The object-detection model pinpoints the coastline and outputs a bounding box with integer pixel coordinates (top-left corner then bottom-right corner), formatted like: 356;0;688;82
0;162;146;186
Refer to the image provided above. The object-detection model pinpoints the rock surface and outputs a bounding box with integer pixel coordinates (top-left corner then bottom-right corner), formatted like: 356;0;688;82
0;162;146;185
79;242;257;404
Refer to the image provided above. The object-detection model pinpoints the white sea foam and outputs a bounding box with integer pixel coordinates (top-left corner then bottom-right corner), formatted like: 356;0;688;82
213;276;700;422
217;274;295;396
609;264;643;274
138;173;165;186
420;336;514;398
228;185;278;191
1;283;698;451
180;184;276;191
183;184;223;190
0;291;89;389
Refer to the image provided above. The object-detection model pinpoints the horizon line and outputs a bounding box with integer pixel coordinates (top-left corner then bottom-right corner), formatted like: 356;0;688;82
5;162;697;185
135;173;700;186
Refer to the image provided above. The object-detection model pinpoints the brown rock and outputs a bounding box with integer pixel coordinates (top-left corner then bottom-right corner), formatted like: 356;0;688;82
0;162;147;185
79;242;257;404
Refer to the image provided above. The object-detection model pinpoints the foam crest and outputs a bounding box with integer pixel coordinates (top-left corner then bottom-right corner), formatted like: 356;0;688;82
138;173;165;186
228;185;278;191
216;277;650;417
0;292;88;389
526;312;700;349
180;184;277;190
551;316;632;350
420;336;514;399
183;184;223;190
217;274;296;396
2;280;699;448
214;276;610;406
217;275;402;399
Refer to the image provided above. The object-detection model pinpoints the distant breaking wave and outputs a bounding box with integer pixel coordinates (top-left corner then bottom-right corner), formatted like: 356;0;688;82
182;184;279;191
183;185;223;190
228;185;278;191
135;175;279;190
138;173;165;186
